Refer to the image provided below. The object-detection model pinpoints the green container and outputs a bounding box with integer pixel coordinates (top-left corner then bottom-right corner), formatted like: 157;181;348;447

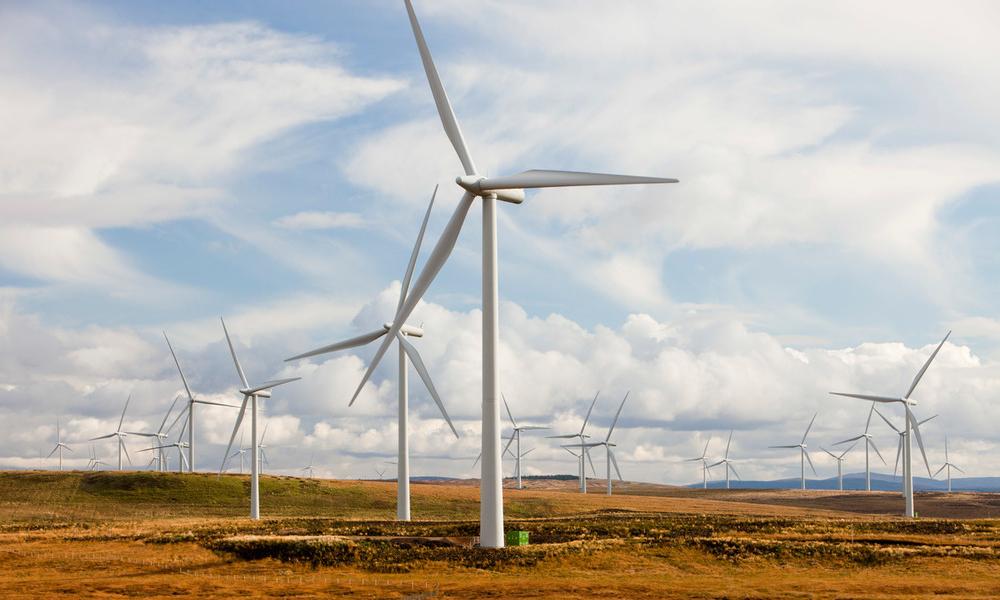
505;530;529;546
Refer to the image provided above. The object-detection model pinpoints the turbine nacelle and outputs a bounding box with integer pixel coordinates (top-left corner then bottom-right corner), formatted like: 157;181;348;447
455;176;525;204
383;322;425;337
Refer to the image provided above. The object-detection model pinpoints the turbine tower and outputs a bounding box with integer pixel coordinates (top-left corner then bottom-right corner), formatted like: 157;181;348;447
547;392;600;493
354;0;677;546
286;189;459;522
831;332;949;517
565;392;629;496
821;443;856;491
769;413;817;490
875;409;936;485
832;402;885;491
219;317;300;521
708;431;740;489
685;436;713;489
90;395;134;471
934;436;964;493
164;332;238;472
46;418;72;471
501;394;549;490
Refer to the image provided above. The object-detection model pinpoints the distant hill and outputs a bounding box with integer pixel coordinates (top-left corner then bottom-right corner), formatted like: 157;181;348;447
691;472;1000;492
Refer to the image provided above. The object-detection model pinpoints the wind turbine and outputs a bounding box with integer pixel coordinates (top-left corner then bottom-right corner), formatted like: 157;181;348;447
832;402;886;491
164;332;239;472
219;317;300;521
227;433;249;475
142;439;189;473
564;392;629;496
934;436;964;494
831;332;949;517
708;431;740;489
769;413;817;490
46;418;73;471
346;0;677;547
257;423;270;475
500;394;549;490
90;395;135;471
126;396;180;473
375;466;386;480
875;409;937;483
88;446;109;471
285;190;458;522
546;392;600;493
301;453;315;479
821;443;856;491
685;436;713;489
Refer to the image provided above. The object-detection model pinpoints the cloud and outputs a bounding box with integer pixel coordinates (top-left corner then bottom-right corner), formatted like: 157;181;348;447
273;211;366;230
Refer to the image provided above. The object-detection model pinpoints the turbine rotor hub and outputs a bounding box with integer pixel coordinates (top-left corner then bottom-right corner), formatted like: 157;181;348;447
455;175;525;204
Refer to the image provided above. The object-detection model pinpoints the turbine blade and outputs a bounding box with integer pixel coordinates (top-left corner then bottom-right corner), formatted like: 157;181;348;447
801;412;817;445
519;426;549;431
46;446;58;458
908;408;933;477
803;449;816;476
952;464;965;474
701;437;711;459
933;464;946;478
729;463;743;481
563;447;579;458
869;438;887;465
894;437;902;477
403;0;477;175
158;396;180;434
606;391;629;442
725;430;733;459
500;393;517;428
194;399;242;409
768;445;800;449
118;394;131;432
904;331;950;399
220;396;249;474
121;440;132;465
501;435;515;459
830;392;899;404
821;447;837;459
220;317;250;389
874;408;900;433
580;390;600;435
833;435;865;445
864;401;876;434
708;460;725;468
586;447;597;476
166;404;189;436
399;185;437;313
545;434;579;439
242;377;301;396
285;328;387;362
397;334;458;438
609;449;623;481
472;452;481;468
349;192;475;406
90;433;116;441
478;169;678;191
164;332;194;401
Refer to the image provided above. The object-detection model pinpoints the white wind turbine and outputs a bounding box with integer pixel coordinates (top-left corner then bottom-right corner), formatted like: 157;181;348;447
501;394;549;490
375;466;386;480
832;402;885;491
301;453;315;479
769;413;817;490
875;409;937;484
127;396;181;473
546;392;600;493
227;433;249;475
164;332;239;472
88;446;109;471
565;392;629;496
143;438;189;473
90;395;135;471
46;418;73;471
934;436;964;494
359;1;678;546
685;436;713;489
708;431;740;489
285;190;458;522
831;332;949;517
821;443;856;491
219;317;300;521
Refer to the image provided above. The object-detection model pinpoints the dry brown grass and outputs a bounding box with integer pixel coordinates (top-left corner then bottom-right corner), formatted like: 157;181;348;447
3;471;1000;598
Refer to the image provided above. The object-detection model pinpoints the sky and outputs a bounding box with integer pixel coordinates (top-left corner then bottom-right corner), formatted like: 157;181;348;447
1;0;999;485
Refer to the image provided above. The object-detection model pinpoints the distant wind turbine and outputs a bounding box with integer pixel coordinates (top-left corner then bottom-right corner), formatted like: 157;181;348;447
546;392;600;493
565;392;629;496
685;436;713;489
769;413;817;490
501;394;549;490
821;443;856;491
708;431;740;489
934;436;964;494
127;396;181;473
219;317;299;520
90;395;134;471
875;409;936;483
832;402;885;491
46;418;72;471
301;453;315;479
830;331;950;517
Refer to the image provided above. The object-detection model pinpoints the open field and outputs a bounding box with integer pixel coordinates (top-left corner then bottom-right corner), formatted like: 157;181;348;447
3;471;1000;598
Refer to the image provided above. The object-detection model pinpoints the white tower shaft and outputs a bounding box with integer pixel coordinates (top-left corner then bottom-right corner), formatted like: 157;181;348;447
398;340;411;521
480;195;504;548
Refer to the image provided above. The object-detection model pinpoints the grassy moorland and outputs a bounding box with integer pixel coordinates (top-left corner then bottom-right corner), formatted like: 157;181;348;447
2;471;1000;598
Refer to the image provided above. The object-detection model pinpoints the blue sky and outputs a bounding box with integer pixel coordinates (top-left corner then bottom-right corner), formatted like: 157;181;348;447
1;0;998;483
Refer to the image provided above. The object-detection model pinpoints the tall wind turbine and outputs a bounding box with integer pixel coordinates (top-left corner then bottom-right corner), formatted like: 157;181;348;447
164;332;238;472
934;436;963;493
769;413;817;490
344;0;678;547
831;332;949;517
501;394;549;490
821;443;856;491
46;418;73;471
708;431;740;489
127;396;181;473
546;392;600;493
832;402;885;491
90;395;134;471
219;317;299;521
875;409;937;484
286;190;459;522
685;436;713;489
565;392;629;496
